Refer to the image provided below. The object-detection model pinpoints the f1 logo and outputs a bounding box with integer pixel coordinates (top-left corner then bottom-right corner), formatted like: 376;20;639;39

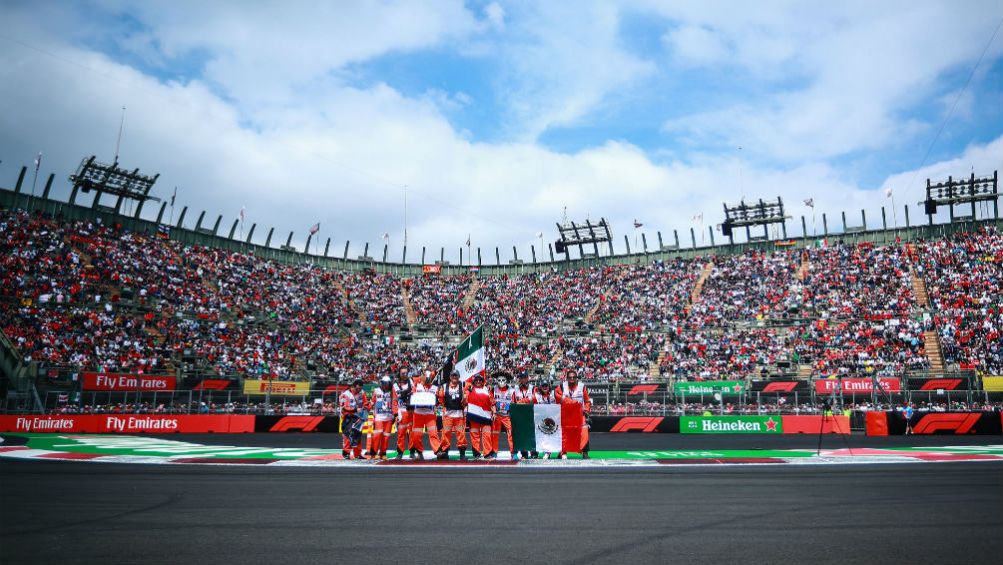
269;416;324;432
610;417;664;433
912;413;981;435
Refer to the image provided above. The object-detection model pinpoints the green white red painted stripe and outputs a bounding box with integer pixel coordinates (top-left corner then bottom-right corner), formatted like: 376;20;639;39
2;435;1003;467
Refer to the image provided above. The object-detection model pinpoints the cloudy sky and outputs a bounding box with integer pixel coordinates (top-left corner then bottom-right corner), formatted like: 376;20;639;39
1;0;1001;262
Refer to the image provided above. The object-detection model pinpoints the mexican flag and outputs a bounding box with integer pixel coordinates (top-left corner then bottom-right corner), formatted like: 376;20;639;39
511;403;584;453
454;325;485;381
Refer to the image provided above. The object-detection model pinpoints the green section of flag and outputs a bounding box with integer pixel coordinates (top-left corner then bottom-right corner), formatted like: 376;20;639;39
510;404;537;451
456;325;483;360
673;381;745;395
681;416;783;434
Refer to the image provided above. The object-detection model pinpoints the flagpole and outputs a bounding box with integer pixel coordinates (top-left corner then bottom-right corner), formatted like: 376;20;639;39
403;185;408;248
30;152;41;212
890;192;898;229
114;106;126;163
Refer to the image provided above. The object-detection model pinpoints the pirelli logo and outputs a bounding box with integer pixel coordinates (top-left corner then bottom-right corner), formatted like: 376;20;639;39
269;416;325;432
609;417;664;433
912;413;982;435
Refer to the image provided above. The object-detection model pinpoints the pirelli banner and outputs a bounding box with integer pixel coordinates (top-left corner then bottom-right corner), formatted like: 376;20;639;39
865;411;1003;436
983;376;1003;392
243;379;311;396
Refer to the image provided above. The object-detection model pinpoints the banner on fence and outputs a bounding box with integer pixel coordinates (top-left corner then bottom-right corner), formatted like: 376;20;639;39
243;380;311;396
749;380;808;393
983;376;1003;392
82;372;176;392
907;377;970;391
681;415;782;434
674;381;745;395
0;415;254;433
814;377;901;394
865;411;1003;435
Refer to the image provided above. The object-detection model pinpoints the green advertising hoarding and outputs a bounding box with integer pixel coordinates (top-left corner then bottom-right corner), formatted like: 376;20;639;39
673;381;745;395
681;415;783;434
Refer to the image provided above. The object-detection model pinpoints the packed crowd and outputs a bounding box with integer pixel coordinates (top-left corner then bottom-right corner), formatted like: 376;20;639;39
2;208;1000;387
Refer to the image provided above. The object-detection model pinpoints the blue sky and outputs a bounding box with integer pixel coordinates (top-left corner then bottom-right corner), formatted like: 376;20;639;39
0;1;1001;258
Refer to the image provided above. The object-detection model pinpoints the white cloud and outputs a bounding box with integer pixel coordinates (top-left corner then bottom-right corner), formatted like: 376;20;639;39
484;2;505;31
662;25;729;65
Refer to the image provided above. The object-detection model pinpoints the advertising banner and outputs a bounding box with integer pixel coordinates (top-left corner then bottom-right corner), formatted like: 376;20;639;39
422;265;441;274
866;412;1003;435
590;416;680;433
82;372;176;392
674;381;745;395
624;383;667;396
0;415;254;433
749;380;808;393
780;415;850;434
907;377;970;391
254;416;343;433
814;377;901;394
983;376;1003;392
681;415;782;434
243;380;311;396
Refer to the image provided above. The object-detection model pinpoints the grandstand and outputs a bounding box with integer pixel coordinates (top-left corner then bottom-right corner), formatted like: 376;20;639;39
1;167;1001;417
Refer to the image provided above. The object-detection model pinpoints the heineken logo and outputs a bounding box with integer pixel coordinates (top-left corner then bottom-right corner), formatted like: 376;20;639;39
681;415;783;434
537;417;558;435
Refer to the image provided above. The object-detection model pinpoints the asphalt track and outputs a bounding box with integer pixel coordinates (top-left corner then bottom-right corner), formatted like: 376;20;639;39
2;434;1001;565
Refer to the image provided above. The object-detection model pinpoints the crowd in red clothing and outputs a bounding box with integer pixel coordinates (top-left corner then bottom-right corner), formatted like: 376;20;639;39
2;208;1000;386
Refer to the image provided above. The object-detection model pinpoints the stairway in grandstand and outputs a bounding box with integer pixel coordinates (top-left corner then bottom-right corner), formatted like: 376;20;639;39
584;290;608;324
544;348;564;375
910;267;930;307
797;363;813;379
332;277;370;327
461;277;481;311
401;283;417;328
924;331;946;373
687;261;714;311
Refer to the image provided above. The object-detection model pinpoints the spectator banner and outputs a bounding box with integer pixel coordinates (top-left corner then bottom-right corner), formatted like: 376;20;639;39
681;415;782;434
590;416;680;433
906;377;970;391
866;412;1003;435
422;265;441;274
82;372;176;392
983;376;1003;392
814;377;901;394
749;380;808;393
254;416;342;433
243;380;311;396
0;415;254;433
674;381;745;395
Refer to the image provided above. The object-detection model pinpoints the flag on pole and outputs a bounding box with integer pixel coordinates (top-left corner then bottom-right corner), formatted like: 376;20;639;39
511;403;584;453
633;219;643;228
170;187;177;207
240;206;245;222
33;152;42;172
309;222;320;235
454;325;485;381
804;198;814;208
885;188;893;198
692;213;703;222
465;234;471;247
382;232;389;244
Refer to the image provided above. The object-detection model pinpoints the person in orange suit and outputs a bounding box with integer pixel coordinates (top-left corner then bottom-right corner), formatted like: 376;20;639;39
465;373;494;459
490;371;516;460
554;368;591;459
408;368;440;460
392;369;413;460
437;370;468;460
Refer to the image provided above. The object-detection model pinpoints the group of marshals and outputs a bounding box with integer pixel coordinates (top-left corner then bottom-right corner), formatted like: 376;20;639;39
338;367;591;460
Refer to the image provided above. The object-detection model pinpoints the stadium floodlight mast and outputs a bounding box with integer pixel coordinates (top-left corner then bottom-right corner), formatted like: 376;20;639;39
68;155;160;213
921;171;999;224
720;197;789;244
554;216;613;259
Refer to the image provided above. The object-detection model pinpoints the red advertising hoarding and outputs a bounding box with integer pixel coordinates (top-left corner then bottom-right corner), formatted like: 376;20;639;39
814;377;901;394
0;415;253;433
82;372;176;392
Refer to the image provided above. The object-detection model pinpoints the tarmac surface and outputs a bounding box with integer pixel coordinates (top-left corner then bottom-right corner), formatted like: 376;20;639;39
2;433;1001;565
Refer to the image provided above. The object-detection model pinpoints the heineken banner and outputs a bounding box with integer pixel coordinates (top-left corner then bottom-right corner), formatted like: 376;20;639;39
674;381;746;395
681;415;782;434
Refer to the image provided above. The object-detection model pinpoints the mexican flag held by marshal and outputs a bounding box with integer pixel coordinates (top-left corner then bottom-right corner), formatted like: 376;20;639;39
511;403;584;453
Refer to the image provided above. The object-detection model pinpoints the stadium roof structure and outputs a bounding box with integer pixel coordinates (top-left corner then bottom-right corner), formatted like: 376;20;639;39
555;217;613;259
721;197;789;244
923;172;999;224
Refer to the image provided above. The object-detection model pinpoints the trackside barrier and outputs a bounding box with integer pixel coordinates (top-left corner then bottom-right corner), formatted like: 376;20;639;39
865;412;1003;436
0;414;853;434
